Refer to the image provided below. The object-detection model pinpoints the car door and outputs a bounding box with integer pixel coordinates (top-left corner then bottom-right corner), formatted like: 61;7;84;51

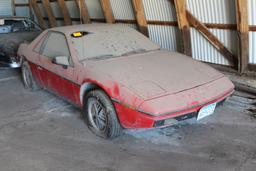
39;31;77;103
26;33;48;86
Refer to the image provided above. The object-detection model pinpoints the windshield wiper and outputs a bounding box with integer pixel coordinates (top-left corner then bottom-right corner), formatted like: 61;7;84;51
121;48;147;56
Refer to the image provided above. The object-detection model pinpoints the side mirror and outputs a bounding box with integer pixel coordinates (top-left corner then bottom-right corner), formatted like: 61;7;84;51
52;56;69;69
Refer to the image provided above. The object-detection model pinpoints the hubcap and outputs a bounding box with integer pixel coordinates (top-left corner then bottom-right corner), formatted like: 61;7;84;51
87;98;108;132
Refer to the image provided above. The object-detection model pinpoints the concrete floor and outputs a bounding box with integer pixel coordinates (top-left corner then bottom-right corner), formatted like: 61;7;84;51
0;69;256;171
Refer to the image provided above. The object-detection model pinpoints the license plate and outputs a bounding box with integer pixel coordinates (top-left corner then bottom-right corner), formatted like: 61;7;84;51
197;103;217;120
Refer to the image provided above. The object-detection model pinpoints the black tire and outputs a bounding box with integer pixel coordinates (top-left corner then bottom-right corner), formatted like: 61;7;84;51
21;61;40;91
83;90;123;139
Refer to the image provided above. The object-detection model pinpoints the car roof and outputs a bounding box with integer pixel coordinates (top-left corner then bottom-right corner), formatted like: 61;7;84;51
49;23;135;35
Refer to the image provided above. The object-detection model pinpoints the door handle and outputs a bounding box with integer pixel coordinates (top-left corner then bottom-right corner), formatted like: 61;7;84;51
37;66;43;70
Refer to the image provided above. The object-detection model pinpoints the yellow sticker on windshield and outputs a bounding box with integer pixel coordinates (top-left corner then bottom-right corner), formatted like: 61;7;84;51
72;32;82;37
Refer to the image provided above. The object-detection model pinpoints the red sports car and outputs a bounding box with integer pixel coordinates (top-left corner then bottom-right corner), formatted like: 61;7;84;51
18;24;234;138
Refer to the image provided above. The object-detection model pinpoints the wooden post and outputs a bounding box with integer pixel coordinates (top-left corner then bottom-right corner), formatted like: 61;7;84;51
174;0;192;56
31;0;46;29
42;0;57;27
75;0;91;24
131;0;149;37
57;0;72;25
100;0;115;23
11;0;16;16
29;0;34;20
236;0;249;73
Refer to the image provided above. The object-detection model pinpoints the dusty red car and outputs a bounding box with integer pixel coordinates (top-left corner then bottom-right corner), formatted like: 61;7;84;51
18;24;234;138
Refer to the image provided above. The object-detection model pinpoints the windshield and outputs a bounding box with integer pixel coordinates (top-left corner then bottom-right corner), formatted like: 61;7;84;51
71;25;160;61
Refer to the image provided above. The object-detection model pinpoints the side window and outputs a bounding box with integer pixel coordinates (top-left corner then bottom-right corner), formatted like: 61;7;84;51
34;34;46;53
42;32;71;59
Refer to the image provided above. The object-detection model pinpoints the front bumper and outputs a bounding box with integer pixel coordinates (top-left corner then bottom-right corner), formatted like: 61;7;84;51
114;88;234;129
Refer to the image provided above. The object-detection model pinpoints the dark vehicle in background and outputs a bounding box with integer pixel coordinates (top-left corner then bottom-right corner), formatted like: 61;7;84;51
0;17;41;68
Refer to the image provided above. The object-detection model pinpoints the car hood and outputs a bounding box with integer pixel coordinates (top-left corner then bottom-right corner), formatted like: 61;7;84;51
85;50;224;100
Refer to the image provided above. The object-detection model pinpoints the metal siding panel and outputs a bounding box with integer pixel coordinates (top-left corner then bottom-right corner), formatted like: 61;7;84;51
249;32;256;64
15;0;29;17
190;28;237;66
142;0;176;21
247;0;255;64
148;25;180;51
84;0;104;19
37;3;47;17
0;0;12;16
249;0;256;25
15;7;30;17
50;2;63;18
66;1;79;18
15;0;28;3
109;0;135;20
116;23;137;30
186;0;236;24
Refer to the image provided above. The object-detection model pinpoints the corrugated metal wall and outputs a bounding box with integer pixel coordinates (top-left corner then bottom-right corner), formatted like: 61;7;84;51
190;28;237;65
15;0;30;17
8;0;256;66
0;0;12;16
186;0;237;66
143;0;180;51
37;0;105;27
110;0;135;20
249;0;256;64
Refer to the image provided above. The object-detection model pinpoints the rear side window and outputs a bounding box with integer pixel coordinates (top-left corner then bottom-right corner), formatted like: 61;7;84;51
42;32;70;58
34;34;46;53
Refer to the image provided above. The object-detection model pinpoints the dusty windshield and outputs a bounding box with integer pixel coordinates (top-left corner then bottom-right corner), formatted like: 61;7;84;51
71;25;160;61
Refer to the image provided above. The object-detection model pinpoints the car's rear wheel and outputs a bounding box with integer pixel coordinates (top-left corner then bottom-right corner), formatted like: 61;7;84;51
84;90;123;138
22;61;40;91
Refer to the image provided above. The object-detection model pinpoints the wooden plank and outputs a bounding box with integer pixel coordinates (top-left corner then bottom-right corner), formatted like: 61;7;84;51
100;0;115;23
14;3;30;7
131;0;149;37
75;0;91;24
57;0;72;25
174;0;192;56
174;0;189;29
11;0;16;16
31;0;46;29
186;10;237;66
236;0;249;73
29;0;34;21
42;0;57;27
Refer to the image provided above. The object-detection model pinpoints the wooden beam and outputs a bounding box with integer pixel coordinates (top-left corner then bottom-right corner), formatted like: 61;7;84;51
131;0;149;37
31;0;46;29
174;0;192;56
186;10;237;66
28;0;34;21
57;0;72;25
11;0;16;15
14;3;30;7
236;0;249;73
42;0;57;27
75;0;91;24
100;0;115;23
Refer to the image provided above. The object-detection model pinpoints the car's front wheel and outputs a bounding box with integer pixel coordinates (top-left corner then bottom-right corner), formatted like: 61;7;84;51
84;90;123;138
22;61;40;91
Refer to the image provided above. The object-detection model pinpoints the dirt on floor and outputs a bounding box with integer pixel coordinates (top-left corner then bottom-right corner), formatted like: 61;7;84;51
0;69;256;171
